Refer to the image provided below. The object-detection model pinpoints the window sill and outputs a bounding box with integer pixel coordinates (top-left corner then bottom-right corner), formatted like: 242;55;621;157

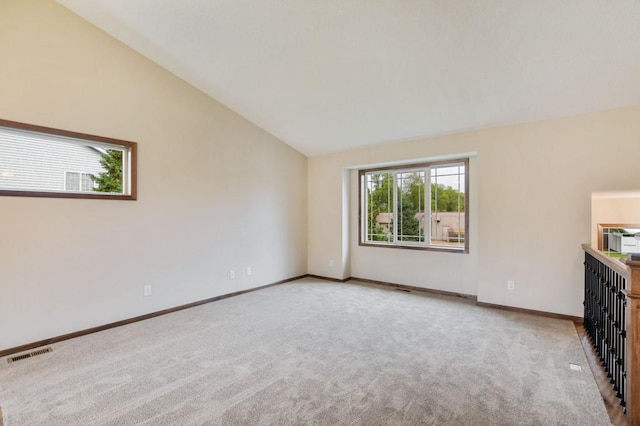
359;241;468;254
0;189;136;201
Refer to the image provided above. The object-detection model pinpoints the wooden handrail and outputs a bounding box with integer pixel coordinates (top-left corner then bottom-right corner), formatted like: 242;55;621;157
582;244;631;278
582;244;640;425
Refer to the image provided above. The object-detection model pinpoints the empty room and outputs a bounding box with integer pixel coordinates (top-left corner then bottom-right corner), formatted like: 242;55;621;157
1;0;640;425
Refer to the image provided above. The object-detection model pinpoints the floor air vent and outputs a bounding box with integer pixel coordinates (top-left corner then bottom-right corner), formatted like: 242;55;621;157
8;347;53;363
395;288;412;293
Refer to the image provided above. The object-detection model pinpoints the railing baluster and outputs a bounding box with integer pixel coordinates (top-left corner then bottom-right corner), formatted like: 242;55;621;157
583;251;628;409
582;246;640;422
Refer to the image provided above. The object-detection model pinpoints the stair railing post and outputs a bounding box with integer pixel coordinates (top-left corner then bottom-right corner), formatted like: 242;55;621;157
625;258;640;426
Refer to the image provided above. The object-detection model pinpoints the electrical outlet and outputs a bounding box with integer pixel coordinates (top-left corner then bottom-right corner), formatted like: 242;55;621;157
246;267;252;276
507;280;515;290
229;270;235;280
329;259;335;267
143;285;152;297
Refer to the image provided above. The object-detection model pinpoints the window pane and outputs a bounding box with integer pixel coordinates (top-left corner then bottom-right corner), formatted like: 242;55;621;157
81;173;94;192
365;172;395;242
0;119;136;199
65;172;80;191
602;226;640;257
90;149;125;194
397;171;425;242
431;164;465;248
360;158;468;252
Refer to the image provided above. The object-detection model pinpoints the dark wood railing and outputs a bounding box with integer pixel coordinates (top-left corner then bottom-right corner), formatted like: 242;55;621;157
583;244;640;425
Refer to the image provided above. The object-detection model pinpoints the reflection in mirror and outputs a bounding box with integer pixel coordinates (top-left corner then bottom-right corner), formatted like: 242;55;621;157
600;225;640;258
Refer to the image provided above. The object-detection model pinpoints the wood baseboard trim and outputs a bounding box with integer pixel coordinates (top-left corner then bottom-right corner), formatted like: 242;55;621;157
349;277;478;301
574;322;626;426
0;274;308;359
0;274;585;359
476;302;582;323
307;274;351;283
345;277;580;322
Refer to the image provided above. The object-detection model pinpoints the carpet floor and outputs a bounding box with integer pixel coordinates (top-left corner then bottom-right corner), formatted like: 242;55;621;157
0;278;611;425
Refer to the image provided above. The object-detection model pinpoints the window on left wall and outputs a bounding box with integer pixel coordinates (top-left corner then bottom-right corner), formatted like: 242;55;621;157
0;119;137;200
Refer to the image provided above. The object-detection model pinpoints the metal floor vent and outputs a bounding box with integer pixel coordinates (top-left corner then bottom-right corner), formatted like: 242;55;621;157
8;347;53;364
395;288;412;293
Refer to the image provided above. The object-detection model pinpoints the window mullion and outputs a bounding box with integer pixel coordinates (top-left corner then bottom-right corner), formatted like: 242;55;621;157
457;167;462;242
426;168;431;247
420;170;424;245
392;172;398;244
365;174;371;242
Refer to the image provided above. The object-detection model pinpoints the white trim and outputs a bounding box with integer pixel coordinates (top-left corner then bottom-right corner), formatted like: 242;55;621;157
64;170;95;192
592;190;640;199
347;151;476;170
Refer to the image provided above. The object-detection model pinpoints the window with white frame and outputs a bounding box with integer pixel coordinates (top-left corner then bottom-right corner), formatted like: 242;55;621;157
360;159;468;252
64;172;96;192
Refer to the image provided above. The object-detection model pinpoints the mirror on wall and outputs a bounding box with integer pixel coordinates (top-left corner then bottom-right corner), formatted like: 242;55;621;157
598;224;640;258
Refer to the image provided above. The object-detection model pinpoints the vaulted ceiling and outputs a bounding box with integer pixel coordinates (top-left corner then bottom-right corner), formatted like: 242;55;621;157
57;0;640;156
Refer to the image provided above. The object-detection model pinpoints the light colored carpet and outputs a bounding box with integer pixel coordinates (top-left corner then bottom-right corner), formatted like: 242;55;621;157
0;278;611;425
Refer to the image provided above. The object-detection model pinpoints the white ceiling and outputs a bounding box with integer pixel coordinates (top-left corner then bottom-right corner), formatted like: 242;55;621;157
57;0;640;156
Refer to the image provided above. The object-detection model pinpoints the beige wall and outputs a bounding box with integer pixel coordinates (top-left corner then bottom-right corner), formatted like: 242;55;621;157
0;0;307;351
591;191;640;248
2;0;640;352
309;106;640;317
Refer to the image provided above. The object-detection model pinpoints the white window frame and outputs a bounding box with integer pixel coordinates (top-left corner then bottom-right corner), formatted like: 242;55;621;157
359;158;469;253
64;171;98;192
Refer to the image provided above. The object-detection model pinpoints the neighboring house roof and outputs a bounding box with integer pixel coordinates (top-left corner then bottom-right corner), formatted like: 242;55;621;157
375;211;464;231
376;212;393;224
